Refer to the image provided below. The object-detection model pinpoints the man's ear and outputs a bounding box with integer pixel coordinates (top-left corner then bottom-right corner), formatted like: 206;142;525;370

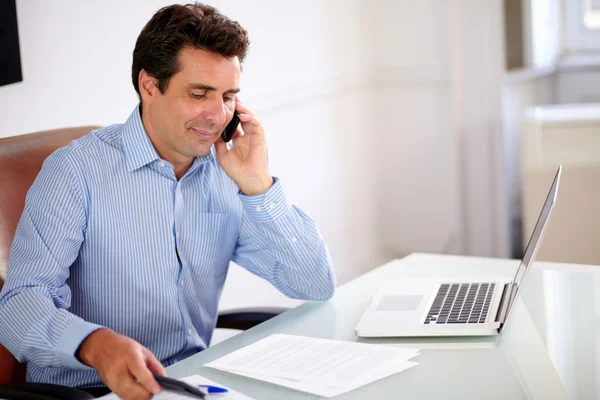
139;69;159;101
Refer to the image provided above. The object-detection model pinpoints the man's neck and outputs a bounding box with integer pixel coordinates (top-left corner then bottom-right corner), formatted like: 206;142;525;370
140;104;193;180
173;162;193;180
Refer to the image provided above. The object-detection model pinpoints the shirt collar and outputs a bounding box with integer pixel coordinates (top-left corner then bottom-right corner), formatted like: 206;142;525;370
122;104;161;172
122;104;214;173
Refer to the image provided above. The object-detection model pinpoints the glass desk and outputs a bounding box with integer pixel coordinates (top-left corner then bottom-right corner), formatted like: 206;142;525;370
167;253;597;399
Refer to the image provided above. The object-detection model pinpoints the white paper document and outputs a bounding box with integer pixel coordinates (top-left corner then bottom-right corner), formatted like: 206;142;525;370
205;334;420;398
99;374;254;399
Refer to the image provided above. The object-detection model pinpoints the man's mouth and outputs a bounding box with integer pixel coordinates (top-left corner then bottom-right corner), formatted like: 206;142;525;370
189;127;218;141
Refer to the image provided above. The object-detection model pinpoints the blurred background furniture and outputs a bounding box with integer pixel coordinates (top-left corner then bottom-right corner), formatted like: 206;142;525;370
522;104;600;265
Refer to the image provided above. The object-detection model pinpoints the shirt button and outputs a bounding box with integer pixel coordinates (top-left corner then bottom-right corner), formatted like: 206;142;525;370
187;328;193;335
180;280;185;287
158;161;166;167
269;202;277;209
256;206;262;212
291;237;298;243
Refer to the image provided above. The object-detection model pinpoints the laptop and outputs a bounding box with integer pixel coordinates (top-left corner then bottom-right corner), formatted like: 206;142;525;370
355;166;562;338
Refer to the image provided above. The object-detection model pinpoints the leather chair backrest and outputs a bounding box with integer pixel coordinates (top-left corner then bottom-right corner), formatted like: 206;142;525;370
0;126;100;384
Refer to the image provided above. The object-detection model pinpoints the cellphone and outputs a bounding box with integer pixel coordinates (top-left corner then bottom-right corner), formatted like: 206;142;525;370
221;110;240;142
153;375;206;399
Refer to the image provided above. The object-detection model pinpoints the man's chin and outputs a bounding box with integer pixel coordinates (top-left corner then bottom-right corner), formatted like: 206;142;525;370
190;143;214;158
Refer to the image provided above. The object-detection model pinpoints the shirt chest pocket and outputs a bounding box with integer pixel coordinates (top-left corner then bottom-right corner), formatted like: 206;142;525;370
186;212;238;277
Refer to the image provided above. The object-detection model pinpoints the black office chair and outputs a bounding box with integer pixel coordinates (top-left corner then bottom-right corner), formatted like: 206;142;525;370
215;306;288;331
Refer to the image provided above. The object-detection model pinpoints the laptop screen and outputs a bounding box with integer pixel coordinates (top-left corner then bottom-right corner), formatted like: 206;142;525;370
505;166;562;316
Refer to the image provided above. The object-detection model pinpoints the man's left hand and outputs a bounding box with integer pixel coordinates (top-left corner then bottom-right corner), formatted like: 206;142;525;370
214;99;273;196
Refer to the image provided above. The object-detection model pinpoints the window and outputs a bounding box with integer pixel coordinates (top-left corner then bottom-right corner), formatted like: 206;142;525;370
564;0;600;52
503;0;560;69
584;0;600;29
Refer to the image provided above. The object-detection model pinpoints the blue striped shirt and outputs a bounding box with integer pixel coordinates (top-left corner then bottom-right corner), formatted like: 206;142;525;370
0;105;335;388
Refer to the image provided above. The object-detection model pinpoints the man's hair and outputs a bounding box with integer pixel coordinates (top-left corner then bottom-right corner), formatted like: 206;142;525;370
132;3;249;99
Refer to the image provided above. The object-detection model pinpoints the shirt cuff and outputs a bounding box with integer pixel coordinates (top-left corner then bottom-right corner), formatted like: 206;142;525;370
58;319;104;370
239;177;292;222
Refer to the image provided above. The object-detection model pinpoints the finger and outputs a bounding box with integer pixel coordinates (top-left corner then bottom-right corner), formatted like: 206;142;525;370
232;127;250;148
231;128;244;141
128;354;162;395
237;112;254;123
113;373;153;400
237;113;263;136
234;98;255;116
235;122;244;136
142;347;167;377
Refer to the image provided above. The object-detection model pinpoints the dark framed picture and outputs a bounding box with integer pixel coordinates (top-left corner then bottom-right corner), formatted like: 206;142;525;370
0;0;23;87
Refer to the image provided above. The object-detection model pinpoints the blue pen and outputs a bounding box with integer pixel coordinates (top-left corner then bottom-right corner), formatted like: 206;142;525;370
198;384;229;394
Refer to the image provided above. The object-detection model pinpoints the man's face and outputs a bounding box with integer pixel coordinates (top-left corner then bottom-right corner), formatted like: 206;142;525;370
143;47;241;162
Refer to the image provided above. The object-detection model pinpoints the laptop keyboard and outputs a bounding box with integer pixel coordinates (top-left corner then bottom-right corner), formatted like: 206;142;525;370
424;283;495;324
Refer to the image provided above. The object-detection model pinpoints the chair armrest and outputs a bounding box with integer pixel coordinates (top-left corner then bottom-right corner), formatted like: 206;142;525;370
216;306;289;331
0;344;26;385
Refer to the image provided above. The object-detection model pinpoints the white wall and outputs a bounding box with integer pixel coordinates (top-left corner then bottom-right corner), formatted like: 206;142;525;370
502;71;555;256
1;0;512;310
367;0;511;261
369;0;463;257
0;1;154;136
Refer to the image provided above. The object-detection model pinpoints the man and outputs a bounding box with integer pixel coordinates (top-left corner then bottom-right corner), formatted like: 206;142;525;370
0;3;335;399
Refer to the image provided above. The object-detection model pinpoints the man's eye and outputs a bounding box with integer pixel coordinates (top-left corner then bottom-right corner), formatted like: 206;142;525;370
191;93;205;99
224;97;235;102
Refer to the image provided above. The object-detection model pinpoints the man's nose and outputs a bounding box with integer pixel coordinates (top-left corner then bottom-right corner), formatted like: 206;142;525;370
203;99;227;126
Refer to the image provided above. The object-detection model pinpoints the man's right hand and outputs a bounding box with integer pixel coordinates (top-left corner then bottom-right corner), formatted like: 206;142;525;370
77;328;166;400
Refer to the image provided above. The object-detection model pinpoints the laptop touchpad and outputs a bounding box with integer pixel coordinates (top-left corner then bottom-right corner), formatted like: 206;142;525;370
376;295;423;311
